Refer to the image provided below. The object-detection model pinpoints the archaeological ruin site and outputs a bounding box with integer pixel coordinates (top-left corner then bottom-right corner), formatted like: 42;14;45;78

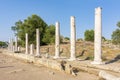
0;7;120;80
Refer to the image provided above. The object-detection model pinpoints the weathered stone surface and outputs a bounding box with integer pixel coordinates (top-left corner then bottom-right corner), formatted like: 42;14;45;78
2;50;120;77
70;16;76;61
15;36;18;51
36;29;40;57
18;47;20;52
25;33;29;54
92;7;102;64
54;22;60;59
30;44;34;55
3;51;62;72
11;38;13;51
99;70;120;80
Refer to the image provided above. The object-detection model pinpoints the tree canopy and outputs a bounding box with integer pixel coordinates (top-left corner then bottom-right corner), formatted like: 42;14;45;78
112;21;120;45
64;37;70;40
117;22;120;28
0;41;7;48
84;29;94;42
42;25;55;45
11;14;55;46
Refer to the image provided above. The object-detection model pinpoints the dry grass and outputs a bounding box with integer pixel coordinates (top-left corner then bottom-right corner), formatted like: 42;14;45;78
40;41;120;61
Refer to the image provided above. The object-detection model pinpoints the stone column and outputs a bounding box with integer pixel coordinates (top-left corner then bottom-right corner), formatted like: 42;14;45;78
25;33;29;54
54;22;60;59
30;44;34;55
18;47;20;52
15;36;18;51
13;46;15;52
36;29;40;57
69;16;76;61
92;7;102;64
11;38;13;51
8;38;11;51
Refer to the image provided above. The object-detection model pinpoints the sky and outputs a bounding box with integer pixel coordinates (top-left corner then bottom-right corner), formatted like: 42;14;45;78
0;0;120;41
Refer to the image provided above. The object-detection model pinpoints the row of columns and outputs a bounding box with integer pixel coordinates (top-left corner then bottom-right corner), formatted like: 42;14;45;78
25;29;40;57
8;37;20;52
8;7;102;65
54;16;76;61
54;7;102;64
8;29;40;57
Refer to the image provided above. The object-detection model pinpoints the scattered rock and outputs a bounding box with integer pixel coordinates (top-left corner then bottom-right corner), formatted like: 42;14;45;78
65;64;78;76
60;60;67;71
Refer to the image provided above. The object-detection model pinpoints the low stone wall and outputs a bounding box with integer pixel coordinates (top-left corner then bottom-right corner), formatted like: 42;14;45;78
3;50;63;72
3;50;79;76
2;50;120;77
1;50;97;76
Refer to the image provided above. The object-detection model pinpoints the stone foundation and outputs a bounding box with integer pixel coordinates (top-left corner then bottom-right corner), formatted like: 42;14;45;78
2;50;120;77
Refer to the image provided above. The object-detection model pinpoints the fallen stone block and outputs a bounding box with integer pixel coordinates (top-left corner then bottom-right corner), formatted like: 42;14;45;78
99;70;120;80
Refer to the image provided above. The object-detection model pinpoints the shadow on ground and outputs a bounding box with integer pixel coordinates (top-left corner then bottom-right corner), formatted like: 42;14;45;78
105;54;120;64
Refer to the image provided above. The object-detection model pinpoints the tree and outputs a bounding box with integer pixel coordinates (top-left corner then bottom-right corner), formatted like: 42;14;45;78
84;29;94;42
77;38;83;41
0;41;7;48
11;20;23;36
42;25;55;45
64;37;70;40
117;22;120;28
102;36;106;41
11;14;48;46
112;29;120;45
111;21;120;45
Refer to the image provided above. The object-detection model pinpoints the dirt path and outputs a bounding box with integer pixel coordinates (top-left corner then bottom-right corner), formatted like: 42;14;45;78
0;51;99;80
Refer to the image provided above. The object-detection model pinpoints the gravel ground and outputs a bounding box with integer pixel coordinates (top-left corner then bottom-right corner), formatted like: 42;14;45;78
0;50;99;80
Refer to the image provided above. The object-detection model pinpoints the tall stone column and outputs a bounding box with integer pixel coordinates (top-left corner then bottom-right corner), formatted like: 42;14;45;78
30;44;34;55
13;46;15;52
25;33;29;54
8;38;11;51
36;29;40;57
54;22;60;58
18;47;20;52
92;7;102;64
15;36;18;51
69;16;76;61
11;38;13;51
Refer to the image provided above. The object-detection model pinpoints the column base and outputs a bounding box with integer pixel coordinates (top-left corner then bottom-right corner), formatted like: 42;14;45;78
45;53;49;58
35;54;41;58
91;61;104;65
25;53;29;55
30;54;34;56
68;57;76;61
53;56;60;59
